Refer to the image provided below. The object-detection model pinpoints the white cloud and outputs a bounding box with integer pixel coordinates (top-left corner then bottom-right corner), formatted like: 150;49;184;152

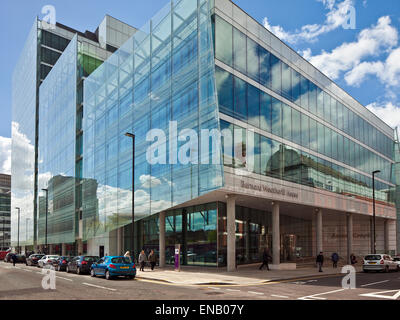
344;47;400;87
263;0;355;44
0;136;11;175
302;16;398;80
366;102;400;134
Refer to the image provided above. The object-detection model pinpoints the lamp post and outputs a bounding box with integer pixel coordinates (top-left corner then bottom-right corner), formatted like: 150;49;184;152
42;188;49;254
15;207;20;254
1;217;4;250
372;170;381;254
125;133;135;259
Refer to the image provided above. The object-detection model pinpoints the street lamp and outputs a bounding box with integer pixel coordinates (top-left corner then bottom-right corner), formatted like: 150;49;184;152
125;132;135;259
372;170;381;254
15;207;20;254
42;188;49;254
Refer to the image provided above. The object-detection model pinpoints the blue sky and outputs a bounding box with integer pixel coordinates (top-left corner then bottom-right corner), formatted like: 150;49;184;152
0;0;400;174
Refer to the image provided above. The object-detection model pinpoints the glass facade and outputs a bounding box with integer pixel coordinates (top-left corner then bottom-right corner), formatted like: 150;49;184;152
0;175;11;250
214;15;395;204
11;20;38;247
38;36;78;245
83;0;223;247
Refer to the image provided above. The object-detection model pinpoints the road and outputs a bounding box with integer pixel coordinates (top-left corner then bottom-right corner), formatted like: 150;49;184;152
1;261;400;300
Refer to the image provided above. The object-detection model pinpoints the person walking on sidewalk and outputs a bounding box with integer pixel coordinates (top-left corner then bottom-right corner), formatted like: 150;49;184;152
316;252;324;272
350;253;357;265
331;252;339;268
259;248;271;271
138;250;147;272
11;253;17;267
148;250;157;271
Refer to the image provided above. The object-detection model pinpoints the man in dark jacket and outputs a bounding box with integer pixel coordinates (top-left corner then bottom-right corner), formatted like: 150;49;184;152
11;253;17;267
259;248;272;271
316;252;324;272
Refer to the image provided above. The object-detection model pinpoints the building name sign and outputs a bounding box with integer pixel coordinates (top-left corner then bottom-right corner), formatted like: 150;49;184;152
240;181;299;199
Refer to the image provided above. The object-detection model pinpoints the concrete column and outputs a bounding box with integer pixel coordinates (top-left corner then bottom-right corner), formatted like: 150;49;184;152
245;221;250;263
117;227;122;256
272;202;280;266
159;211;166;268
347;213;353;264
384;219;390;254
62;243;67;256
77;240;83;255
227;195;236;272
316;209;323;255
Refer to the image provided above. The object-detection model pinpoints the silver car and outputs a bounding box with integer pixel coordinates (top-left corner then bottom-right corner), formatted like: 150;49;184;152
38;255;60;268
363;254;399;273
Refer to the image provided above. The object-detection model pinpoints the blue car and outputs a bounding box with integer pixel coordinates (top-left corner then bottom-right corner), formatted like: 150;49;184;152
90;256;136;280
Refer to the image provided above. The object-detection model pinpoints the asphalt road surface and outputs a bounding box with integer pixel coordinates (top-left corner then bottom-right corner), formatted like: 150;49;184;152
1;261;400;300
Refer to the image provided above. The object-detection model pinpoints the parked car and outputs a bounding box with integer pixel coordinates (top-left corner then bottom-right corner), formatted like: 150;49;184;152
67;256;99;275
90;256;136;280
0;251;10;261
26;254;45;266
38;255;60;268
4;253;26;264
52;256;73;271
363;254;399;273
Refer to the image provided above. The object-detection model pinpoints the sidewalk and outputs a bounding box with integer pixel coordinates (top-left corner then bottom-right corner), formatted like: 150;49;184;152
135;263;363;286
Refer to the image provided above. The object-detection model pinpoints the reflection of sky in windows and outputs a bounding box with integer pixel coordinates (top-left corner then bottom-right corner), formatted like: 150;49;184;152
82;0;223;239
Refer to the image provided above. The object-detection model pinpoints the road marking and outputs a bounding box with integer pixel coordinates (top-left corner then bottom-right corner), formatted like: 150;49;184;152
271;294;289;299
361;280;389;287
56;276;73;282
298;288;346;300
208;287;221;290
360;290;400;300
82;283;116;292
248;291;264;295
226;289;241;292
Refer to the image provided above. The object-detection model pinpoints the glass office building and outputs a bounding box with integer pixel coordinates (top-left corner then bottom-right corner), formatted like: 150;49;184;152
12;0;398;269
0;174;11;250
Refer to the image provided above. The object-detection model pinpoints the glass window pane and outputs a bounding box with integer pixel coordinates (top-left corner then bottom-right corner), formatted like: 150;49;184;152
301;113;310;149
281;62;291;100
260;135;272;176
309;118;317;152
247;84;260;128
271;54;281;94
331;99;338;128
317;87;324;119
300;76;309;111
215;16;232;67
215;67;233;116
324;92;331;124
317;122;325;155
233;28;246;74
282;103;292;141
247;37;259;81
234;76;247;121
259;46;270;88
253;133;261;174
260;91;271;133
271;97;282;137
309;82;317;115
292;108;301;146
291;69;301;106
325;126;332;158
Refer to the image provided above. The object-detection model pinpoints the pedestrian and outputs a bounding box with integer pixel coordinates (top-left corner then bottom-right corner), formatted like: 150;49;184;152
11;253;17;267
148;250;157;271
316;252;324;272
331;252;339;268
259;248;271;271
350;253;357;265
138;250;147;272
